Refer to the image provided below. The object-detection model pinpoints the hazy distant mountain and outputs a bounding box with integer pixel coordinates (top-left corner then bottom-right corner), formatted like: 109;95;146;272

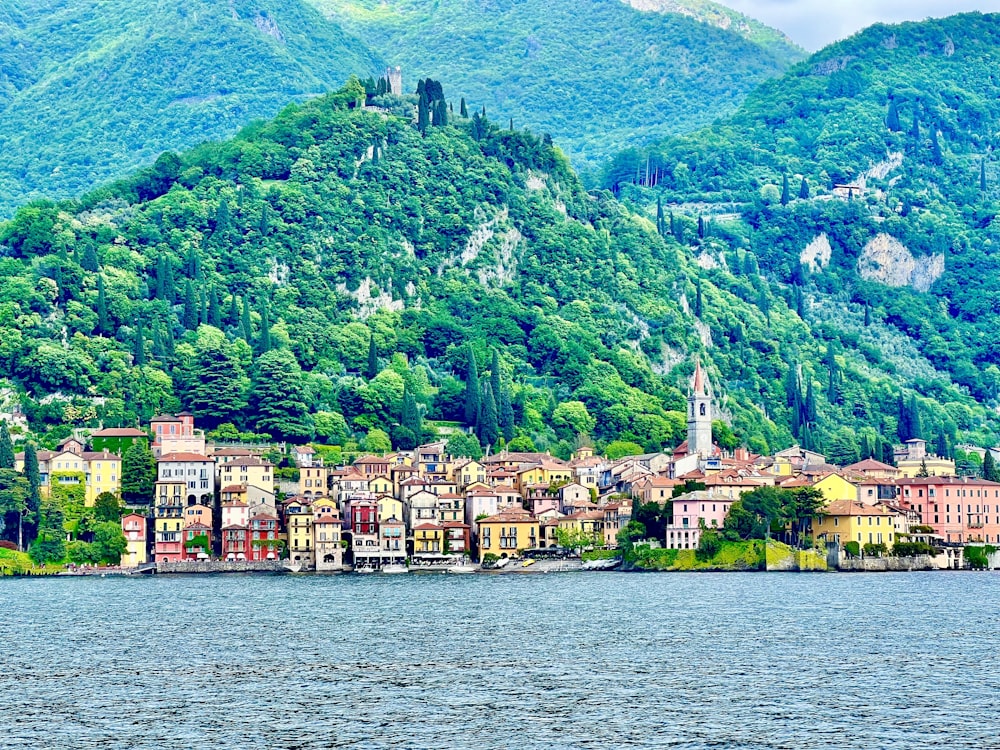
306;0;805;175
0;0;381;216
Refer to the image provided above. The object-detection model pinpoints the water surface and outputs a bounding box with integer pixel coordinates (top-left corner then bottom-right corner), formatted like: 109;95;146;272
2;572;998;749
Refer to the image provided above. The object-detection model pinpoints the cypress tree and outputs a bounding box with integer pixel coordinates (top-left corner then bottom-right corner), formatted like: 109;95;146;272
509;118;514;131
366;335;378;379
155;254;166;300
257;300;272;354
463;344;481;427
886;99;901;132
460;97;468;118
152;324;166;360
417;92;430;132
182;279;198;329
402;389;422;438
0;422;14;469
133;320;146;367
983;451;1000;482
241;296;252;343
260;203;270;237
910;112;920;140
499;384;515;442
81;243;100;272
799;176;809;200
780;173;790;205
930;128;943;165
164;257;176;304
97;275;112;336
23;442;40;540
479;381;499;447
227;294;239;328
199;285;208;325
656;196;665;236
864;305;872;327
694;279;703;317
208;286;222;328
489;349;502;419
214;198;231;238
981;160;988;193
908;395;922;440
935;428;950;459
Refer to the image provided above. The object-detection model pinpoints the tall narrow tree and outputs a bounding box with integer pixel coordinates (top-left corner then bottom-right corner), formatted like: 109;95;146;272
886;99;901;132
366;335;378;380
182;279;198;329
463;344;481;427
208;286;222;328
133;320;146;367
0;422;14;469
240;296;252;343
799;176;809;200
81;243;100;272
97;275;112;336
499;384;515;442
257;300;272;354
479;381;499;447
489;350;502;418
780;173;790;205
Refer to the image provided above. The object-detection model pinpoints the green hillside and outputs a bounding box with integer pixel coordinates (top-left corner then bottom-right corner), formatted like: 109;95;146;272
602;13;1000;461
0;0;381;217
306;0;804;175
1;75;994;464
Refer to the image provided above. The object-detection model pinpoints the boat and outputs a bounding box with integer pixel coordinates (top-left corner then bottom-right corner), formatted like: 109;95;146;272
447;564;478;574
382;564;409;574
354;566;376;574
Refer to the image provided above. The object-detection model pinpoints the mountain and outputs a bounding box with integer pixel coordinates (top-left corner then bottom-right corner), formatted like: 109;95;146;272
305;0;805;175
602;12;1000;462
0;75;994;466
0;0;381;217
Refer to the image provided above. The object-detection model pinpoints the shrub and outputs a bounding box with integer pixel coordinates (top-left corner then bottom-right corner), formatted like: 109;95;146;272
863;542;888;557
481;553;499;568
696;529;722;561
843;541;861;558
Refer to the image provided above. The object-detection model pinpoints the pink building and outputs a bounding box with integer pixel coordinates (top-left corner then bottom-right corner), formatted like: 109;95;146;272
664;491;734;550
897;476;1000;544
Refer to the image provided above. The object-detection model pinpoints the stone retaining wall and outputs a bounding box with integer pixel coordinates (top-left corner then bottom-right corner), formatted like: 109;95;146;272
837;555;935;572
157;560;287;574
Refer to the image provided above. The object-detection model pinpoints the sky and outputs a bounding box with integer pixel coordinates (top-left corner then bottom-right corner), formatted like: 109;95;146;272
720;0;1000;51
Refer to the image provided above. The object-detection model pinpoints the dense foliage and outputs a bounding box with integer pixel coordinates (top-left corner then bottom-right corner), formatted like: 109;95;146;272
0;77;806;457
605;13;1000;456
0;0;381;216
308;0;803;176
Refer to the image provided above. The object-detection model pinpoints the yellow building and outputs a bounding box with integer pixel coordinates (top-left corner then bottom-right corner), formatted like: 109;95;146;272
413;522;444;555
453;460;486;489
218;459;274;493
812;473;860;504
378;495;405;524
285;498;314;568
299;465;329;497
477;507;539;561
896;457;956;479
813;500;898;549
368;476;393;496
515;460;573;494
18;447;121;506
557;510;604;541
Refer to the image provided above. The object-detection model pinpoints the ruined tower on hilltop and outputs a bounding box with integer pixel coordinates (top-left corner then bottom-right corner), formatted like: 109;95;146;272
386;66;402;96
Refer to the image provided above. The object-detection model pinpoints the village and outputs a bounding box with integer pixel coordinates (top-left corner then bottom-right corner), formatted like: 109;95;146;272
7;363;1000;574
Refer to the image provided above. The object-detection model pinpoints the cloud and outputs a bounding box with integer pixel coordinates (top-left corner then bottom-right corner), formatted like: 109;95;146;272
721;0;1000;51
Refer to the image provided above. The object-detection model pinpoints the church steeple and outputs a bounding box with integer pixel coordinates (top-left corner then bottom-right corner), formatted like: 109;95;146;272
687;360;712;457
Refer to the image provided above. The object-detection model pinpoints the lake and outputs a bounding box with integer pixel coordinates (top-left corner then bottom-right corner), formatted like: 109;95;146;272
2;571;998;749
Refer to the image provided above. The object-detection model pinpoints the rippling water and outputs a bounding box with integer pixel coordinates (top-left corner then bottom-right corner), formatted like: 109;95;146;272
2;571;998;749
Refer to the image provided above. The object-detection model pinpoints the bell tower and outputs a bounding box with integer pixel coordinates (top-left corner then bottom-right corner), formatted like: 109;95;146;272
687;360;712;457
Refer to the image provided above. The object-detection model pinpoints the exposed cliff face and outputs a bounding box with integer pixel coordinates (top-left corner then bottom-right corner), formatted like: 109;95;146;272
800;233;832;273
857;233;944;292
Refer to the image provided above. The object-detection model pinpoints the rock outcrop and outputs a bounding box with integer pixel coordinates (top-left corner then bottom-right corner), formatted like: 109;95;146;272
857;233;943;292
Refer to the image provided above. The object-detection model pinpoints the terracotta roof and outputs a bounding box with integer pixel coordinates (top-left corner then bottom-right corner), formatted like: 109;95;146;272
479;507;537;524
221;485;247;493
151;414;182;422
314;515;340;525
897;476;1000;486
355;455;390;464
443;521;470;528
90;427;148;437
221;523;248;531
414;522;442;531
81;450;121;461
158;452;212;462
822;500;897;516
221;458;273;468
221;499;248;507
295;445;316;454
845;458;898;472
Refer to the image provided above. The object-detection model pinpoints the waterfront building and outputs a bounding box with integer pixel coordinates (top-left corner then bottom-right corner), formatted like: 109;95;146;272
157;452;215;505
812;500;899;549
153;480;185;562
181;522;212;560
664;490;734;550
150;413;205;458
313;498;345;571
896;476;1000;544
894;439;956;478
476;507;540;561
221;524;251;561
121;513;147;567
249;511;281;560
284;498;315;569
